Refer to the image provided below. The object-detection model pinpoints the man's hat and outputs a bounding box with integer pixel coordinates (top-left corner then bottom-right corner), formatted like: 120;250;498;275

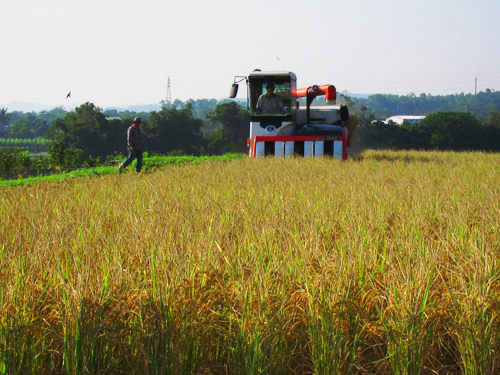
133;117;142;124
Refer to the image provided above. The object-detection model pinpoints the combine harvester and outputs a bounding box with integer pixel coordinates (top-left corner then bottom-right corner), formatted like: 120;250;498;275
230;70;350;160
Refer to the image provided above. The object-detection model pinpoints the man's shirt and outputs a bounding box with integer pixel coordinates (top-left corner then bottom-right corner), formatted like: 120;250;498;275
127;125;143;151
256;94;283;114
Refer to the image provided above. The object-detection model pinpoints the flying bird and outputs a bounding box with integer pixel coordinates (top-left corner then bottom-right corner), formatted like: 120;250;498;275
66;91;71;99
276;56;281;61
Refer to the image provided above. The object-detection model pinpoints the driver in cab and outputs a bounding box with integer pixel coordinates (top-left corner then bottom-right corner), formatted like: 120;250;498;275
256;83;288;114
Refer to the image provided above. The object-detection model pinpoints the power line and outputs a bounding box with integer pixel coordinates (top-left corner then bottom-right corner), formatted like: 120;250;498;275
338;69;500;94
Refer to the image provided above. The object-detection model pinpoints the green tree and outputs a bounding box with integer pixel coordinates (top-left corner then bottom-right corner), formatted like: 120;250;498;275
104;109;119;118
205;129;234;155
482;110;500;151
10;118;34;138
412;112;481;150
38;107;67;124
47;140;66;166
485;110;500;128
206;101;249;154
0;148;33;179
45;102;123;158
0;108;10;127
10;117;49;140
352;122;412;150
0;108;11;140
145;103;204;155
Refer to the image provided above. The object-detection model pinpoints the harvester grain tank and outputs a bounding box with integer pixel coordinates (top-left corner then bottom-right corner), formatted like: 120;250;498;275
230;70;350;159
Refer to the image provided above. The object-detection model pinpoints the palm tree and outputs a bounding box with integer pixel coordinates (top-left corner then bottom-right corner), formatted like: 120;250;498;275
0;107;10;126
0;108;11;144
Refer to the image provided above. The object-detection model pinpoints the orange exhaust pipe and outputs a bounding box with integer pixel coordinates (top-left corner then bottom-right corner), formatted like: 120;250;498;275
294;84;336;102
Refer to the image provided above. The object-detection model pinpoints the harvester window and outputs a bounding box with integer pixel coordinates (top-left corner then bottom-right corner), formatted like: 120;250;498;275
249;79;291;117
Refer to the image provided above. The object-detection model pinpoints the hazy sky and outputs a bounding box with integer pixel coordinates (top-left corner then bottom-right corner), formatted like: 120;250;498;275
2;0;500;109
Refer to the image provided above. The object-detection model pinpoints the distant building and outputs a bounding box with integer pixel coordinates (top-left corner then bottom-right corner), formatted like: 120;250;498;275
385;115;425;125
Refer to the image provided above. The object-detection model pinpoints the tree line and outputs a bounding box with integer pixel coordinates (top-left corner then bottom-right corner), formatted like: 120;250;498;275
337;89;500;152
0;99;227;141
350;111;500;152
44;101;248;159
2;88;500;161
0;100;249;179
338;89;500;120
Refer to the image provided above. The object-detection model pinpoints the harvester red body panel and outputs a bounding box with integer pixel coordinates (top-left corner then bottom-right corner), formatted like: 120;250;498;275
251;126;348;160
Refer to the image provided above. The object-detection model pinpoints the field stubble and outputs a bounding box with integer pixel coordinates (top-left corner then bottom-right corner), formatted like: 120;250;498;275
1;150;500;375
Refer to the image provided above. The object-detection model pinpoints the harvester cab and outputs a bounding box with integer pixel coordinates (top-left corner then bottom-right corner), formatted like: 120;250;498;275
230;70;350;160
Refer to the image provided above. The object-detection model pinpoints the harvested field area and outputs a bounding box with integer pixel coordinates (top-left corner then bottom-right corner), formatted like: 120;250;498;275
1;150;500;374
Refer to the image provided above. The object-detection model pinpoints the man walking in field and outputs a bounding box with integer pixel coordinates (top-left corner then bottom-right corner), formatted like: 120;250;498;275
118;117;144;173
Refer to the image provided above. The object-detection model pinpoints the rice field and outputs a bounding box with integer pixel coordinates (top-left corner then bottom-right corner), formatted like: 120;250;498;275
1;150;500;375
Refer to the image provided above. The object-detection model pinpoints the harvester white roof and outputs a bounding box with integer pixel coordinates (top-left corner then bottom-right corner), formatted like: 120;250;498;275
248;70;297;80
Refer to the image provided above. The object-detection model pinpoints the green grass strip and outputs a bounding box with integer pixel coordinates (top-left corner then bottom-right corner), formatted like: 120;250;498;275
0;153;245;188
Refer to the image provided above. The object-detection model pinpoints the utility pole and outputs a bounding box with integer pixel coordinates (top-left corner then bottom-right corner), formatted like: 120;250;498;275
475;77;477;95
166;77;172;107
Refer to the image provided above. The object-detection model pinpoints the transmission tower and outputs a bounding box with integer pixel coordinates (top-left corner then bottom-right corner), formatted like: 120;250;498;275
166;76;172;106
